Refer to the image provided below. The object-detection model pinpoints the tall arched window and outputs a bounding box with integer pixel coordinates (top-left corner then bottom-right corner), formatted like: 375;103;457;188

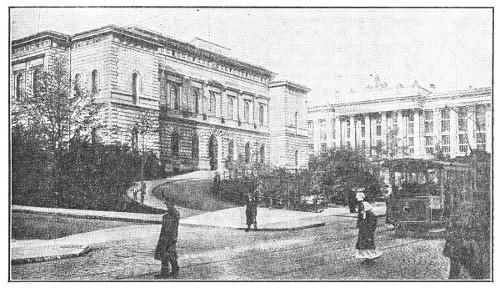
228;140;234;161
260;144;265;163
32;68;41;97
209;92;217;115
244;101;250;122
171;85;180;110
171;132;180;157
259;104;265;126
74;73;81;97
245;142;251;163
191;135;199;159
132;72;138;104
91;69;98;94
294;111;299;128
193;88;199;113
16;73;24;100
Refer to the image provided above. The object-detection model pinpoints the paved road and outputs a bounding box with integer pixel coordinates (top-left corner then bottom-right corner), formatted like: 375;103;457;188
11;215;463;281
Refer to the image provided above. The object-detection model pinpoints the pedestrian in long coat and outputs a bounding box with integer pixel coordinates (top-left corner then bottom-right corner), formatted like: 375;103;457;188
355;201;382;261
245;193;258;232
154;198;180;278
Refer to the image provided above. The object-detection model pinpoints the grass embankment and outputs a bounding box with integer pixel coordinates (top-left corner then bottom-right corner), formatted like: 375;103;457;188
152;179;235;211
11;212;141;240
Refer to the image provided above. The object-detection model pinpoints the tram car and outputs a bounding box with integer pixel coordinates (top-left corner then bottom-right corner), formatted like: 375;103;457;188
383;158;476;234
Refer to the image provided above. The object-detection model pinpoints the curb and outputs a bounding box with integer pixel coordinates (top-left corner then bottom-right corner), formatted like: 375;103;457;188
11;246;92;265
12;207;163;225
180;222;326;231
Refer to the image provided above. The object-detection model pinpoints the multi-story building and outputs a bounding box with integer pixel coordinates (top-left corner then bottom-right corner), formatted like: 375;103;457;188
307;79;492;160
11;25;310;173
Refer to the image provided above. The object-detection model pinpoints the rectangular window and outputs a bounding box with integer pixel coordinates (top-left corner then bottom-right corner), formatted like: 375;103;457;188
391;113;398;135
308;121;314;140
320;119;327;141
441;135;451;154
459;134;468;153
408;137;414;147
425;136;434;154
407;111;414;135
424;110;433;134
475;106;487;151
441;109;450;133
458;107;468;132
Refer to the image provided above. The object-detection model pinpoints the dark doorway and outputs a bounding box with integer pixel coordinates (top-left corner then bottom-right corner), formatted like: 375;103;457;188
209;134;218;170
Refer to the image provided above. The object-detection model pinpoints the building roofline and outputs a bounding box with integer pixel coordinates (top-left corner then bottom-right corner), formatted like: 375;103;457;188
270;80;311;92
71;25;276;78
12;31;70;47
309;87;491;110
12;25;276;78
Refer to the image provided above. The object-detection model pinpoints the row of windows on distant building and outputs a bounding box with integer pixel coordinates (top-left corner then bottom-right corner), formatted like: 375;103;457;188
15;67;268;126
164;82;267;125
308;106;488;156
131;129;266;164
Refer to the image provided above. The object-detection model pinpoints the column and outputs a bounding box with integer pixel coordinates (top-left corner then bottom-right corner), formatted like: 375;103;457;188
365;114;371;155
335;116;341;149
414;109;422;158
397;110;403;150
350;115;356;148
449;107;458;158
326;116;333;148
381;112;387;152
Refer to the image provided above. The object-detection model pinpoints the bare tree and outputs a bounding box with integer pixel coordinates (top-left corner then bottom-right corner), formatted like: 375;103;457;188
12;55;104;203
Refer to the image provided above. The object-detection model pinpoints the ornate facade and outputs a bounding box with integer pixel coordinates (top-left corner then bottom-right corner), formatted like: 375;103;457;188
307;81;492;160
11;25;310;173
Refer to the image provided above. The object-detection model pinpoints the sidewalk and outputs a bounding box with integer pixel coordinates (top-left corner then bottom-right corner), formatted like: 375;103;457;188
12;170;386;265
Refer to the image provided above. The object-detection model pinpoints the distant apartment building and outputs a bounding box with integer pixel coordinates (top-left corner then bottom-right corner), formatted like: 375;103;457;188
11;25;310;173
307;78;492;160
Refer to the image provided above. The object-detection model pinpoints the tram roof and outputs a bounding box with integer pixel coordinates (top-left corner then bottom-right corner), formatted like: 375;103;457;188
382;158;471;171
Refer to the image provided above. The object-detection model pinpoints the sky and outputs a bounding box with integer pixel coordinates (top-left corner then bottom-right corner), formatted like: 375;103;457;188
10;7;493;106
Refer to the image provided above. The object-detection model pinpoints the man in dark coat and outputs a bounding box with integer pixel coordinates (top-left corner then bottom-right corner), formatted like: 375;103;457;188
154;198;180;278
245;193;258;232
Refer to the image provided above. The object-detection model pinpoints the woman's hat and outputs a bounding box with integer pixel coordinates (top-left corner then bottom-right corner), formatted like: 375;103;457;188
356;192;366;201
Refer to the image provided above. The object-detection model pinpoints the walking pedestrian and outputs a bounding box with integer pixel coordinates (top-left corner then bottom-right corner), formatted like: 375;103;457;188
355;201;382;262
140;181;146;204
154;197;180;278
245;193;258;232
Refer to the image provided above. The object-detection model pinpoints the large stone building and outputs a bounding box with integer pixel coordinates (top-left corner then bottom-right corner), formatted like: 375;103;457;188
11;25;310;173
307;78;492;160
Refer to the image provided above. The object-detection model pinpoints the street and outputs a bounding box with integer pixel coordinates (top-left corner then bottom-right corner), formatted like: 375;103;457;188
11;214;460;281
